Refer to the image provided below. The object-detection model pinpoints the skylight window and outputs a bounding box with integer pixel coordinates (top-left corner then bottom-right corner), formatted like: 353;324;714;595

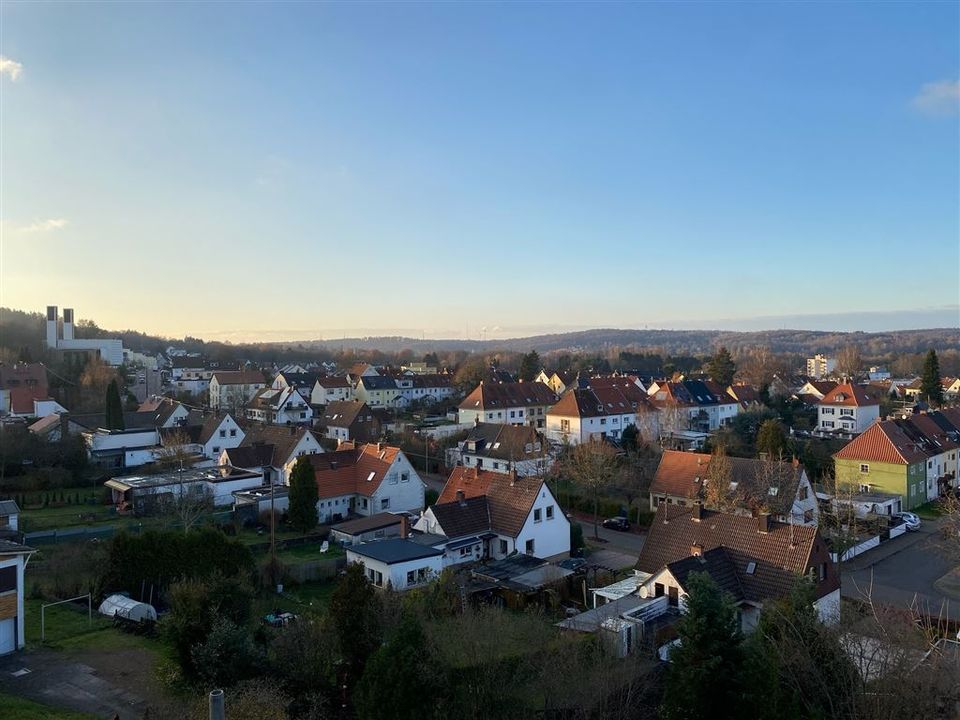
366;471;376;482
768;487;779;496
493;442;501;449
746;562;756;575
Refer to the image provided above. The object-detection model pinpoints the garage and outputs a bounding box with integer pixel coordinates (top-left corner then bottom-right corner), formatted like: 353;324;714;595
0;617;15;655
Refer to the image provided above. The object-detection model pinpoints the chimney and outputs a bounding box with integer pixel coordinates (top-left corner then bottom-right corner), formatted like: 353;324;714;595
46;305;58;348
456;489;466;507
692;501;702;521
399;514;409;539
62;308;75;341
758;513;770;534
691;543;703;557
509;469;517;486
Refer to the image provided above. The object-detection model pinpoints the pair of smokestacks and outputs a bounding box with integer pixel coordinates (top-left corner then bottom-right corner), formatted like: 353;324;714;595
46;305;75;347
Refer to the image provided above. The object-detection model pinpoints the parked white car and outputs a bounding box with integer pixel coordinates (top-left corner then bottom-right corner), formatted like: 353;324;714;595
894;512;921;532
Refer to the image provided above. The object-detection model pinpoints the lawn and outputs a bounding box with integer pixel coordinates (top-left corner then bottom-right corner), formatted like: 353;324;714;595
253;580;338;619
275;541;344;563
18;503;118;532
0;692;98;720
23;598;160;654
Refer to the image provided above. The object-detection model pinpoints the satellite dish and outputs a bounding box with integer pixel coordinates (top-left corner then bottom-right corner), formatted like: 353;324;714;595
639;586;649;598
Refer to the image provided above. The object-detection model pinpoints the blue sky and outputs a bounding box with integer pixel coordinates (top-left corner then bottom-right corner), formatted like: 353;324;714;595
2;2;958;341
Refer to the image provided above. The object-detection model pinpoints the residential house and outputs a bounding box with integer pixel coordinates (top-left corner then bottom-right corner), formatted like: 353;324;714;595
535;370;577;395
414;467;570;561
545;385;656;446
0;501;20;535
346;363;380;383
303;442;425;523
943;377;960;400
817;383;880;436
353;375;403;409
806;355;838;380
319;400;381;444
209;371;267;412
0;540;36;655
395;374;456;405
310;376;354;406
648;450;819;525
457;381;558;428
137;397;191;428
271;371;320;403
635;504;840;630
159;413;244;463
106;466;264;514
330;512;405;545
646;380;739;434
27;413;85;441
245;386;314;426
346;537;443;591
455;422;551;477
169;358;238;398
401;362;438;375
725;384;763;411
0;363;50;417
833;408;960;510
221;425;323;485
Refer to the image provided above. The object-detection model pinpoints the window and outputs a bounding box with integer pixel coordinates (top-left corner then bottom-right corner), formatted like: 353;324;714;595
803;509;814;523
745;562;756;575
798;485;809;500
493;462;499;470
859;483;870;493
0;565;16;593
499;539;508;555
229;429;237;437
654;583;664;597
534;508;542;523
600;418;606;425
362;498;368;509
381;498;390;509
510;411;516;418
525;539;535;555
219;429;227;438
407;570;415;585
401;472;409;483
212;446;220;454
546;505;554;520
818;563;826;582
860;464;869;473
560;419;571;432
388;473;398;485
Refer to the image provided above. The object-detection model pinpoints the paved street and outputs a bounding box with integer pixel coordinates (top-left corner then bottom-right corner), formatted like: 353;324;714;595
0;648;147;719
841;517;959;621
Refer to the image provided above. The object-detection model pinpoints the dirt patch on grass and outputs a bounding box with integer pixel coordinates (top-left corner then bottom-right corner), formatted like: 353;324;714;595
67;646;187;716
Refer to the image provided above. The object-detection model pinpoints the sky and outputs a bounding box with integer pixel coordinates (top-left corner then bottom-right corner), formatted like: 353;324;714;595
1;1;958;342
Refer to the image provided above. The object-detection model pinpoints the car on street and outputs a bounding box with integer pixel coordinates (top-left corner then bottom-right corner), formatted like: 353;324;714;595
601;516;630;531
894;511;921;532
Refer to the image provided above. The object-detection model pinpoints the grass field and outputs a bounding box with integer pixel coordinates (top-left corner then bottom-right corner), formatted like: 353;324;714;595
914;500;945;520
23;598;162;654
253;579;339;620
274;541;344;563
0;692;98;720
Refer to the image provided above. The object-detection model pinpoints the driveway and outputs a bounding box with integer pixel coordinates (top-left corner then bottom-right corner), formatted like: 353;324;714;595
841;518;960;621
0;648;148;719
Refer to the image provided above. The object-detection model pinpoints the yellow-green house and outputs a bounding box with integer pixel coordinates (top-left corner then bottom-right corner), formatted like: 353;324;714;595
833;421;931;510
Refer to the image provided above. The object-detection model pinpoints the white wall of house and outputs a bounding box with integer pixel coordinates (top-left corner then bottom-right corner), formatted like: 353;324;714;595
346;552;443;591
203;415;244;459
513;484;570;559
790;472;820;525
818;404;879;434
311;382;354;406
0;554;28;654
458;404;552;429
210;379;265;411
317;494;355;523
368;453;425;515
460;453;551;477
814;588;841;625
277;432;324;485
86;429;159;453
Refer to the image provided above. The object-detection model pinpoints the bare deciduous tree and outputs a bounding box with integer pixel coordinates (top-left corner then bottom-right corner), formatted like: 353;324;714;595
558;441;622;539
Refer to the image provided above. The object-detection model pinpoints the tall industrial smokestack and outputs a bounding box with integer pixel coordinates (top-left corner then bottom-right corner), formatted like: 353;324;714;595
62;308;75;341
46;306;58;348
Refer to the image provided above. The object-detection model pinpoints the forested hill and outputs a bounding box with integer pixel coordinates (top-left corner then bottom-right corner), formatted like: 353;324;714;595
1;307;958;359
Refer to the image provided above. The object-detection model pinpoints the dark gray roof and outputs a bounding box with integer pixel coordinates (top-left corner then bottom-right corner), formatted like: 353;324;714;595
0;500;20;516
359;376;398;390
348;538;443;564
0;539;35;555
667;546;745;603
331;512;402;536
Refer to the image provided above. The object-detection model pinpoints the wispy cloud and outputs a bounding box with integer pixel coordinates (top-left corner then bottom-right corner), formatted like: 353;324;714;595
19;218;69;233
0;56;23;82
911;79;960;116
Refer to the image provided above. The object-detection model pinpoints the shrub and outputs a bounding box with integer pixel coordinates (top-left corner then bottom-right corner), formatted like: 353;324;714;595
191;618;263;689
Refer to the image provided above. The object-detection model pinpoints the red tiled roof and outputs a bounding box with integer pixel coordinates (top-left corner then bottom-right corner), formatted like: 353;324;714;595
637;504;839;602
437;466;545;536
458;381;558;411
305;443;403;499
650;450;805;516
819;383;879;407
833;421;924;465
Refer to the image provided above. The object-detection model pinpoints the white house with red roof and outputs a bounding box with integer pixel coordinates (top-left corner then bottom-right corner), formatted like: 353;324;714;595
414;467;570;562
545;386;655;445
303;442;425;524
817;383;880;436
458;381;558;428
